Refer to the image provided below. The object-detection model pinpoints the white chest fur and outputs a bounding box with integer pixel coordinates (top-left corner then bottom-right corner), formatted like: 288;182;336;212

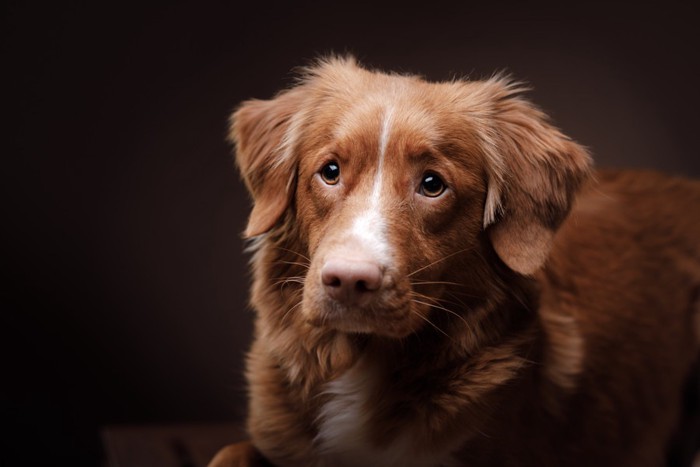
315;363;457;467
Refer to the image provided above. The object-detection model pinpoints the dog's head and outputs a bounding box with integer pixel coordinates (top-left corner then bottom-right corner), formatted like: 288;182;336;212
231;57;591;338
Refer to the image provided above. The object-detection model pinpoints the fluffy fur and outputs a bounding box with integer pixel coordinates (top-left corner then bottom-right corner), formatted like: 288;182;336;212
210;57;700;467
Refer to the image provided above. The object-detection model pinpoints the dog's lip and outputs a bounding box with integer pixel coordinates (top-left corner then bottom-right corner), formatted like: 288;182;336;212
305;297;420;337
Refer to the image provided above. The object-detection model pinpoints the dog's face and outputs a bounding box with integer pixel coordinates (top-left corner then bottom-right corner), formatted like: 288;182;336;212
294;95;486;337
232;58;590;338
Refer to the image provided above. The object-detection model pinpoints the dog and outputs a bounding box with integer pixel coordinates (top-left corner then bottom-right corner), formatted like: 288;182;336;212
210;57;700;467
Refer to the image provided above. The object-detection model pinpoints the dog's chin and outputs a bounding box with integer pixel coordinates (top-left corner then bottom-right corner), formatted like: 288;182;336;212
303;299;424;338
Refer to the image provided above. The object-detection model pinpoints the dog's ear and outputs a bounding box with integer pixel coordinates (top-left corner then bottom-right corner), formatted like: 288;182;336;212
474;79;592;275
229;87;308;237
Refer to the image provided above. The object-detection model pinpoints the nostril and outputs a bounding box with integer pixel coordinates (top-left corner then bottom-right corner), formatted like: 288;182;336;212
322;270;342;288
357;269;382;292
328;277;341;288
321;258;384;303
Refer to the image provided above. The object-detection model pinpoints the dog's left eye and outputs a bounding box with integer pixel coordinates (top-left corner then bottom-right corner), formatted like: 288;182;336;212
320;161;341;185
419;173;446;197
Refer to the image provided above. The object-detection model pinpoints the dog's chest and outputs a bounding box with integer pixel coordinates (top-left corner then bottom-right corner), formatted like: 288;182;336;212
315;364;456;467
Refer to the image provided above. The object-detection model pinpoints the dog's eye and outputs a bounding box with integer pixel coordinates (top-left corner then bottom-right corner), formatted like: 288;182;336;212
419;173;446;197
320;162;340;185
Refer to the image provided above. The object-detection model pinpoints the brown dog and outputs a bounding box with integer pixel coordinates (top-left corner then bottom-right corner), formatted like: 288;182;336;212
211;57;700;466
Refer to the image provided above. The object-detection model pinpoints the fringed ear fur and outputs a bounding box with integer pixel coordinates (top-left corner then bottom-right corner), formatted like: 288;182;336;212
474;79;592;275
229;87;307;238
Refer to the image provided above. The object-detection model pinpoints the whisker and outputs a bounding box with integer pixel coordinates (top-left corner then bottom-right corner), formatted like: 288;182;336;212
408;288;476;311
407;248;472;277
281;299;304;323
511;291;533;313
474;426;494;440
408;306;451;339
272;277;306;295
410;280;483;301
408;291;444;306
274;246;311;263
408;291;466;312
444;291;470;309
411;298;472;331
442;289;482;300
279;260;311;269
411;280;462;287
271;276;306;287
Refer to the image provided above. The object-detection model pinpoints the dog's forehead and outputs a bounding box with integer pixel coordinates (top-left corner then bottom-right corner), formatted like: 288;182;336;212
329;93;442;158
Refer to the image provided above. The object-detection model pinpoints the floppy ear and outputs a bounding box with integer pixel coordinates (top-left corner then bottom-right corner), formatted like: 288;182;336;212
229;87;307;237
477;80;592;275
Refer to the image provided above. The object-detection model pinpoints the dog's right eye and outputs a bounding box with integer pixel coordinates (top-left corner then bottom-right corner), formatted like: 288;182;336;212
419;172;446;197
320;162;340;185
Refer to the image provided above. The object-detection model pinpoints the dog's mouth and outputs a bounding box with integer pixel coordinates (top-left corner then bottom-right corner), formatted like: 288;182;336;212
303;285;433;338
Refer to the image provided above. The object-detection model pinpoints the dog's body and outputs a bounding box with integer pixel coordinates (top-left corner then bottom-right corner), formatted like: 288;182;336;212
212;58;700;467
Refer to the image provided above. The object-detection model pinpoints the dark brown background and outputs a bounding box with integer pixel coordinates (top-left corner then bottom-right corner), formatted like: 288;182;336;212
3;1;699;464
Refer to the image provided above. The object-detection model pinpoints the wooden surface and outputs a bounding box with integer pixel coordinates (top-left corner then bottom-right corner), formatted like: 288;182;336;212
101;422;700;466
101;423;244;467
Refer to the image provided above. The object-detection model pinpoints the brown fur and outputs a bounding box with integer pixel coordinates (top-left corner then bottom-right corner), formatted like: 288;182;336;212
210;57;700;467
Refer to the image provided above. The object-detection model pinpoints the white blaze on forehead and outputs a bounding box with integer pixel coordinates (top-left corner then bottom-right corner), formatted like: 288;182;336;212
350;107;394;260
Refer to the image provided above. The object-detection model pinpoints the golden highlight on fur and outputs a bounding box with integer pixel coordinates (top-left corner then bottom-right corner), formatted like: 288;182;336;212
212;57;700;467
